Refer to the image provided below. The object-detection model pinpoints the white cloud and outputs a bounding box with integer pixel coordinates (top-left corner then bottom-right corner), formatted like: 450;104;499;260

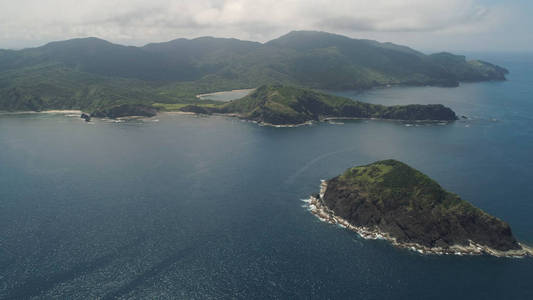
0;0;524;51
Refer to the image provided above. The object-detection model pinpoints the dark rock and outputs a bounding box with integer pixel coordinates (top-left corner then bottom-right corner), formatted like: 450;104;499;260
80;113;91;122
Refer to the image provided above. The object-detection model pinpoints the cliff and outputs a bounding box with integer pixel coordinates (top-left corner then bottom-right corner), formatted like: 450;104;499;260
309;159;532;256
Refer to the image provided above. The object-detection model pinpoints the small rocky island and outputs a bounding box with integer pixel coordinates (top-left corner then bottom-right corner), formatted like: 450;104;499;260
308;159;532;257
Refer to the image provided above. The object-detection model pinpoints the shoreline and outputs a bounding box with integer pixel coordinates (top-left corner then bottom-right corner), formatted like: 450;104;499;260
0;109;82;115
170;110;455;128
1;109;455;127
0;110;165;123
217;114;453;128
321;116;453;124
40;110;82;114
305;180;533;258
255;120;314;128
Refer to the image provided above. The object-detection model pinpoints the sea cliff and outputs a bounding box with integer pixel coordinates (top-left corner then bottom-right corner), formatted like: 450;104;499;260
307;160;532;257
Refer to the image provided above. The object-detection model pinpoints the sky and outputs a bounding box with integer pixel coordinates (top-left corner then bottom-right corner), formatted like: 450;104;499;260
0;0;531;52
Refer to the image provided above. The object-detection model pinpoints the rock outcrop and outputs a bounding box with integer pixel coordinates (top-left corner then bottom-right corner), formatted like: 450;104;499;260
90;104;157;119
310;159;532;256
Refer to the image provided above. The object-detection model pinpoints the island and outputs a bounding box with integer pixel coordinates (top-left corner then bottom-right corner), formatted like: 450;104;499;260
0;31;508;115
307;159;532;257
179;85;458;126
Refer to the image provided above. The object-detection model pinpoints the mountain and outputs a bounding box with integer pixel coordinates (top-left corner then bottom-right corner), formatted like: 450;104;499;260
0;31;508;113
179;85;457;125
309;159;532;256
266;31;508;88
2;37;202;81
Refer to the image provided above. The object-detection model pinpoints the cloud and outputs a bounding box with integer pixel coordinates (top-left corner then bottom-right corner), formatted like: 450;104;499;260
0;0;521;50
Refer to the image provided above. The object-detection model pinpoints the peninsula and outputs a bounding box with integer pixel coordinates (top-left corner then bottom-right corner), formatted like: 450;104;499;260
179;85;458;126
308;159;532;257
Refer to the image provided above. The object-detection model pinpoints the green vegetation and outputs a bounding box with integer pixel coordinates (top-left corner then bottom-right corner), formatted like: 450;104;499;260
152;103;189;111
181;85;457;125
324;160;521;251
0;31;508;114
338;160;472;212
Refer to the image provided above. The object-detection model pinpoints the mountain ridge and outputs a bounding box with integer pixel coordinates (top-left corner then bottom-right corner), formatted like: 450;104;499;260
0;30;509;113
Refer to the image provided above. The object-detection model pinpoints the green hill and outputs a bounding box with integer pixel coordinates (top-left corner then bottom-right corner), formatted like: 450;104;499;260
314;159;531;255
180;85;457;125
266;31;507;88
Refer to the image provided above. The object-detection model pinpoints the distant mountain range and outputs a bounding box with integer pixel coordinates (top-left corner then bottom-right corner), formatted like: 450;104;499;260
0;31;509;112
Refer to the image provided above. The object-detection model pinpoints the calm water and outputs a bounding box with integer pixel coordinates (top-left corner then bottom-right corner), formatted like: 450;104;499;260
1;54;533;299
196;89;254;101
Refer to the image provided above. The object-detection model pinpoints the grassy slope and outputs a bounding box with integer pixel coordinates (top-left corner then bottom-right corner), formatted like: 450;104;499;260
338;160;476;213
326;159;520;250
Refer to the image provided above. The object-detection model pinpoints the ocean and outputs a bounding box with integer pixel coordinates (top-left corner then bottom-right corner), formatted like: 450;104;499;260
1;53;532;299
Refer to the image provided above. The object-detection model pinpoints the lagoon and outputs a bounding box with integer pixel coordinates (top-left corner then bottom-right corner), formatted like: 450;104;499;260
196;88;255;101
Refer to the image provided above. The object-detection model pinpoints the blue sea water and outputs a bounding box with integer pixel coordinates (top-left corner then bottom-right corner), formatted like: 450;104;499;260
1;53;533;299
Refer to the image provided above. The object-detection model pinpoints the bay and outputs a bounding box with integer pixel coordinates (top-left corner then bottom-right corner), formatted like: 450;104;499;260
0;53;532;299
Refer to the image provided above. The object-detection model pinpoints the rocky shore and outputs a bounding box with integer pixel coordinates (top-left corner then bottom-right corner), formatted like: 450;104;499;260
306;166;533;258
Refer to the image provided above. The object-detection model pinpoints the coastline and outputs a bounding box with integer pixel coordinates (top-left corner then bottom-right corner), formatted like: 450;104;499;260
203;113;454;128
305;180;533;258
40;110;82;114
0;110;165;123
0;109;82;115
161;111;197;115
1;109;456;128
255;120;314;128
321;116;453;124
166;111;456;127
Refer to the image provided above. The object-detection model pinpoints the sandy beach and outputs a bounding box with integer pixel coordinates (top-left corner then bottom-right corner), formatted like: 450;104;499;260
0;110;82;115
40;110;82;114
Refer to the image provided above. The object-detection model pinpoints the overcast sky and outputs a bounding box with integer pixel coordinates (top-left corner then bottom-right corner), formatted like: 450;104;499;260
0;0;531;52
